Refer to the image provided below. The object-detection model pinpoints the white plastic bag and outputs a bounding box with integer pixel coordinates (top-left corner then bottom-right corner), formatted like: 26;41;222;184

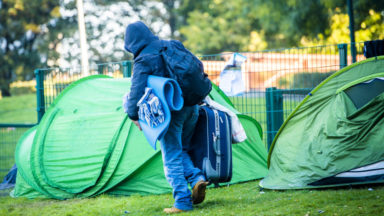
219;53;247;96
204;97;247;143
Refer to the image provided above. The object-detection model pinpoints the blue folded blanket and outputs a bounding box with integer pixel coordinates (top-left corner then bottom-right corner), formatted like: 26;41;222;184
137;75;184;150
137;88;165;127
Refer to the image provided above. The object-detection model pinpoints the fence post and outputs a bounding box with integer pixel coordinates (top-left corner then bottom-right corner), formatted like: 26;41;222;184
35;69;45;123
97;64;104;74
347;0;357;63
265;87;284;150
338;43;348;69
122;61;132;78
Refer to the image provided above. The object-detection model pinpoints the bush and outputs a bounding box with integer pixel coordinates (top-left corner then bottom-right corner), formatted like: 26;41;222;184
289;72;334;89
10;80;36;96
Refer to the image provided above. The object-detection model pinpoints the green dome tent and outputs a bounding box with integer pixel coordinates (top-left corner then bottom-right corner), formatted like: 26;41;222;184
260;56;384;189
13;75;268;199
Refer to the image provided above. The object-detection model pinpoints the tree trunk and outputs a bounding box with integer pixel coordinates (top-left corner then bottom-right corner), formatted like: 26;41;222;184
0;70;13;97
1;85;11;97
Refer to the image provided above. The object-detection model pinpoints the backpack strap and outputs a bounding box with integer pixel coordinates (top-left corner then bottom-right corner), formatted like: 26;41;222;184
159;41;173;78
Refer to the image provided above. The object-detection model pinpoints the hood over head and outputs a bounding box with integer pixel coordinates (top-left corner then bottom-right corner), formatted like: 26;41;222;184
124;21;159;58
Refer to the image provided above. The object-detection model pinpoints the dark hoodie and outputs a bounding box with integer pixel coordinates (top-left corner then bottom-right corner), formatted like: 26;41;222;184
124;21;166;120
124;21;159;58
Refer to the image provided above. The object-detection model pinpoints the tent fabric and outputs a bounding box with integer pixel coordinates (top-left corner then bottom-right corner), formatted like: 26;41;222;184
13;75;268;199
260;56;384;189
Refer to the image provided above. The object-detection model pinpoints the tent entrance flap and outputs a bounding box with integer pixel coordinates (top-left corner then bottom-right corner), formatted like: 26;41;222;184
309;160;384;186
344;78;384;109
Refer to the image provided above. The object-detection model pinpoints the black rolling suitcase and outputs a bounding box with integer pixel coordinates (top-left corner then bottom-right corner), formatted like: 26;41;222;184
189;106;232;184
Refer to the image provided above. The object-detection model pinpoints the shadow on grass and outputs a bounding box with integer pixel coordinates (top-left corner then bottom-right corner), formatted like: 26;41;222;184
0;188;12;197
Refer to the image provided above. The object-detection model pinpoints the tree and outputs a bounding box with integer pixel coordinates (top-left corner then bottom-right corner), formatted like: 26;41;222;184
83;1;133;63
122;0;179;38
180;0;332;53
253;0;329;48
179;0;384;54
179;0;268;54
301;9;384;46
92;0;208;40
0;0;66;97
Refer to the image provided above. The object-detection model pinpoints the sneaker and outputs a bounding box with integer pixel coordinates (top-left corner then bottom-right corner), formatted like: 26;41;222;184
192;180;209;204
163;207;185;214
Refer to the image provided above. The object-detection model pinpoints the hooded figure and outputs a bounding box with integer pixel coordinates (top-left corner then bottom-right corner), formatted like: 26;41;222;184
124;21;165;120
124;21;159;58
124;21;209;214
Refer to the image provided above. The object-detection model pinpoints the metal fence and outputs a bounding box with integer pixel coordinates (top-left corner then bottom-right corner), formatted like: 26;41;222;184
35;61;132;121
0;124;35;179
0;42;367;180
200;42;365;147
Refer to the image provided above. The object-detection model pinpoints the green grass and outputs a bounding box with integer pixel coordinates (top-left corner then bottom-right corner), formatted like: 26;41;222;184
0;181;383;215
0;94;37;124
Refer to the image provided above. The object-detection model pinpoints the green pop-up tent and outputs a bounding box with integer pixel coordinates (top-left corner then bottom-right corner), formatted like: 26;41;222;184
260;56;384;189
13;75;268;199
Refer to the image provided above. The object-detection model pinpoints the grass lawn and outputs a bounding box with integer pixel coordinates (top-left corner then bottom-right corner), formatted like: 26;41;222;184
0;94;37;124
0;180;384;215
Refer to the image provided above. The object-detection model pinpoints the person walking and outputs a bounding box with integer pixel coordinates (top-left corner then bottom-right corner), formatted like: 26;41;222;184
124;21;209;214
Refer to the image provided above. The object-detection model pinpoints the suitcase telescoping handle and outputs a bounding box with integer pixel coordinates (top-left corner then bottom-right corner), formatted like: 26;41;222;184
213;109;222;156
212;132;222;156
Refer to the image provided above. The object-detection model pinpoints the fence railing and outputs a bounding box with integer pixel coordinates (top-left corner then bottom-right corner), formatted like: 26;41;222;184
0;124;36;179
35;61;133;122
0;42;367;180
200;42;365;147
0;61;132;180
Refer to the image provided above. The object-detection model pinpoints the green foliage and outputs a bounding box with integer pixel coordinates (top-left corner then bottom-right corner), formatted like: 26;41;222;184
321;0;384;30
9;80;36;96
0;0;75;97
180;0;330;53
94;0;213;42
301;9;384;46
179;0;261;54
10;86;35;96
0;181;384;215
180;0;383;53
254;0;329;48
287;72;334;89
117;0;211;40
356;10;384;41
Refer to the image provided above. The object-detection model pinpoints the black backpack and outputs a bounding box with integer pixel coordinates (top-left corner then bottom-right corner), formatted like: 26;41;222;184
160;40;212;106
364;40;384;58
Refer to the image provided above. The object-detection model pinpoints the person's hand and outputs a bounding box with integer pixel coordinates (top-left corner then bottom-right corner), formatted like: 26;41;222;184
133;120;142;131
